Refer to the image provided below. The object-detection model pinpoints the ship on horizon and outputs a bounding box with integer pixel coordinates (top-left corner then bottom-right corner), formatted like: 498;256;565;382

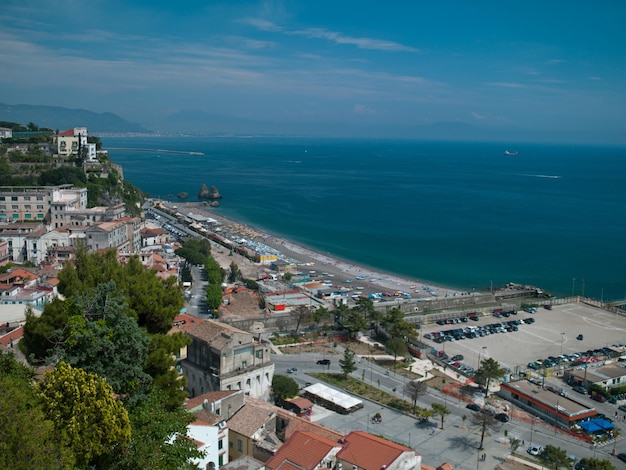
504;150;519;156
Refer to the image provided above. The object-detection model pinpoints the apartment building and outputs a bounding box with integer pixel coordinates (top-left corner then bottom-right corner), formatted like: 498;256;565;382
182;320;275;401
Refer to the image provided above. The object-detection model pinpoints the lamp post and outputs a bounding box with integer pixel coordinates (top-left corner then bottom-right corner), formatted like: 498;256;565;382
560;333;565;355
529;417;536;447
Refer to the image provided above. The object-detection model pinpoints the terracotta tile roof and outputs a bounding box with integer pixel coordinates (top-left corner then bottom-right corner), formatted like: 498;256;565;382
227;399;277;437
192;408;221;426
438;464;454;470
266;431;340;470
185;319;251;345
286;397;314;410
58;129;75;136
337;431;415;470
421;465;437;470
280;411;343;443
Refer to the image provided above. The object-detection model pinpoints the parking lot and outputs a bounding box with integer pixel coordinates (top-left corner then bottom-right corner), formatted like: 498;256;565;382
420;302;626;373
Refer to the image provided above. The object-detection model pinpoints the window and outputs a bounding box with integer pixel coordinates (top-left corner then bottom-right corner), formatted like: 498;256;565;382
11;205;18;210
229;441;233;449
37;205;43;209
241;360;247;368
237;439;242;452
24;196;30;201
25;214;32;218
37;196;43;201
0;205;5;209
11;196;17;201
218;440;223;450
24;205;31;210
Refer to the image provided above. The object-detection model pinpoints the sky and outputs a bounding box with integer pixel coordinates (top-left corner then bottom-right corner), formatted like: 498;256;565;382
1;1;625;143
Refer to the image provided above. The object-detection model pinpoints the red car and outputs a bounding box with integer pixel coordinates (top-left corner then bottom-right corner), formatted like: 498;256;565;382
591;393;607;403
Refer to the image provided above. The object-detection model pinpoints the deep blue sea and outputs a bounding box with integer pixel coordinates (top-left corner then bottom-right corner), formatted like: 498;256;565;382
105;137;626;301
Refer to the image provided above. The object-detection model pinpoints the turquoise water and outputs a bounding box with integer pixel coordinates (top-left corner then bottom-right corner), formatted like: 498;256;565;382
105;137;626;300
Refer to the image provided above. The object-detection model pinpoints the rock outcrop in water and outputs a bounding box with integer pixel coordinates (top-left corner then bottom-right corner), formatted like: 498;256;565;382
198;184;222;200
177;192;189;199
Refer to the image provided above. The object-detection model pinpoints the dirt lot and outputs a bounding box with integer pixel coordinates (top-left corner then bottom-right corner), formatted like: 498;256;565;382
420;302;626;373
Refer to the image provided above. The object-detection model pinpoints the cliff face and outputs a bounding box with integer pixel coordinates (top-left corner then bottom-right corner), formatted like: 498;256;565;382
198;184;222;200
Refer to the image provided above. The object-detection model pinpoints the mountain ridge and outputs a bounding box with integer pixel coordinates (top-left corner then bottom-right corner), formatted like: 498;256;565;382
0;103;152;134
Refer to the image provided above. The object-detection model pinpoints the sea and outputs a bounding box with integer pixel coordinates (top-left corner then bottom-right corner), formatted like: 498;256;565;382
104;137;626;301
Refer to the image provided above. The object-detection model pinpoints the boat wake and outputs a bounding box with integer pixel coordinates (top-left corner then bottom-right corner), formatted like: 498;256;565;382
518;173;561;179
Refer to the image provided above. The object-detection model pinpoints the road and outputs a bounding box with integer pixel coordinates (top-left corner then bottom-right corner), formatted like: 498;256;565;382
272;353;626;469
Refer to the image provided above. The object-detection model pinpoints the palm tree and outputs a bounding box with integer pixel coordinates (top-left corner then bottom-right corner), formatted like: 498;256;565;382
474;358;506;398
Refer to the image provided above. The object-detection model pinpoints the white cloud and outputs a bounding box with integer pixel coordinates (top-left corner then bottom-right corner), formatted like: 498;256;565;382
241;17;418;52
588;76;602;81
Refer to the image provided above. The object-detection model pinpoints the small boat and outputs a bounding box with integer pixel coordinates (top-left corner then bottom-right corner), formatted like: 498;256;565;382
504;150;519;156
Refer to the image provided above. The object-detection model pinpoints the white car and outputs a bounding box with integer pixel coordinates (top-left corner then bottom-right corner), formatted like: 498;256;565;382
527;445;543;456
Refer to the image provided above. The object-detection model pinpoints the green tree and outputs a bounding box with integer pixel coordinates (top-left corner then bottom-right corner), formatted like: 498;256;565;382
311;306;331;328
541;445;573;469
431;403;450;429
386;337;408;363
20;300;70;362
339;348;357;378
342;308;367;338
474;357;507;398
37;362;131;468
404;380;427;413
272;374;300;401
576;458;616;470
206;283;223;311
97;390;203;469
0;370;75;469
283;272;293;282
62;282;152;399
355;297;380;329
228;261;241;282
144;332;191;410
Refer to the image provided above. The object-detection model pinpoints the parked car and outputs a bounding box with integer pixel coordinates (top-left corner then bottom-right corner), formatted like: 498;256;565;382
618;404;626;412
466;403;481;412
617;453;626;463
451;354;464;361
544;304;552;310
577;334;584;340
591;393;607;403
316;359;331;365
528;445;543;456
286;368;297;373
572;385;587;394
494;413;510;423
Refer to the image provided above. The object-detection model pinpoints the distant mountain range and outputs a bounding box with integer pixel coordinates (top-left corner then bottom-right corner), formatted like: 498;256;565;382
0;103;151;134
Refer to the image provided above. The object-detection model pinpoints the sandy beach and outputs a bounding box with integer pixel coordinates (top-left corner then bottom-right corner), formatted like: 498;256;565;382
173;201;469;299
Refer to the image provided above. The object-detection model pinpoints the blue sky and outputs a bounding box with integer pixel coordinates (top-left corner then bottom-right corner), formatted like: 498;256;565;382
1;1;624;142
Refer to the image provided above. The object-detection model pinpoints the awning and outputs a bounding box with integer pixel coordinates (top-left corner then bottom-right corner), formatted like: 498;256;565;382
579;419;615;433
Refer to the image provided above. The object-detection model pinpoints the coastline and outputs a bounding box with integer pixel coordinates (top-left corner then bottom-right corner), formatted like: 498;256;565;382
173;201;470;300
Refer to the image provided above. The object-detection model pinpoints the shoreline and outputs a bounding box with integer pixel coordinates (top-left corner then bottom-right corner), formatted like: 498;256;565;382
172;201;472;299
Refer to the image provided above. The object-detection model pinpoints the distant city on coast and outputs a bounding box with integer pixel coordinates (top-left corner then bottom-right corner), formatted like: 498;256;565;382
106;137;626;302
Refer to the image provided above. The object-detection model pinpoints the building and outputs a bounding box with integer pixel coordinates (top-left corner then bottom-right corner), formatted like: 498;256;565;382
565;363;626;393
181;320;275;400
0;127;12;140
55;127;88;157
83;217;141;254
265;431;342;470
336;431;421;470
498;379;597;429
0;185;87;224
186;390;242;469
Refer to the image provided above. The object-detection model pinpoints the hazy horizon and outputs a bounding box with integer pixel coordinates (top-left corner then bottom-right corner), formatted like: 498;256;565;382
1;1;625;144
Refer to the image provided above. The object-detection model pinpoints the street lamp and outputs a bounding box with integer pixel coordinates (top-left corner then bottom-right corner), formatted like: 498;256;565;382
560;333;565;355
481;346;487;362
